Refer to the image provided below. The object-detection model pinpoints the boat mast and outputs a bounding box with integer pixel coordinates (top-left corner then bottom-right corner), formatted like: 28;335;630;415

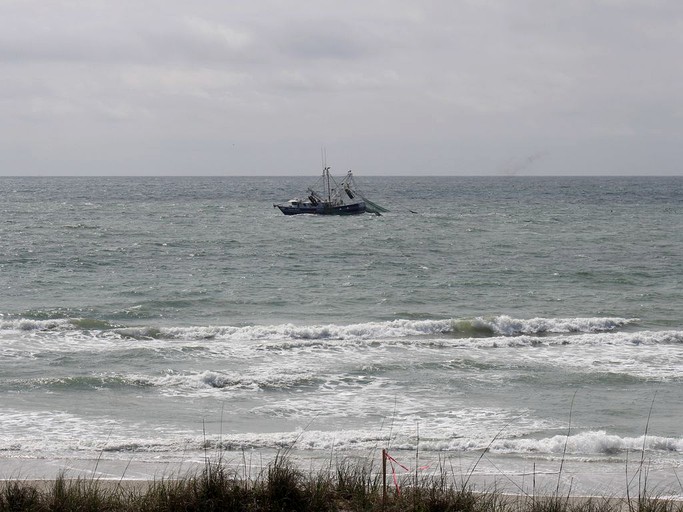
321;148;331;202
326;167;332;201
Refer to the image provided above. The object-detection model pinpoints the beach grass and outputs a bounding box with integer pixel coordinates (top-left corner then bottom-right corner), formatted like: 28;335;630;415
1;454;682;512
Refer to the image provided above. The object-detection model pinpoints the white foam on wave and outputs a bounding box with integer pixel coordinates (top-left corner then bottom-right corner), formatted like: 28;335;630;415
207;429;683;459
480;315;637;336
491;431;683;456
0;408;201;456
4;316;680;369
0;409;141;453
0;318;73;332
0;315;642;344
143;369;319;396
155;319;455;342
151;428;683;461
2;405;680;462
153;316;637;341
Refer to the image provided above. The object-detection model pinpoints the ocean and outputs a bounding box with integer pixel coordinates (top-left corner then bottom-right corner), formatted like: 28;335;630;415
1;175;681;496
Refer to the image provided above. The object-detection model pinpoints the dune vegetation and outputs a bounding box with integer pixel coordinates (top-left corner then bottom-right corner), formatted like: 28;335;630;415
1;452;681;512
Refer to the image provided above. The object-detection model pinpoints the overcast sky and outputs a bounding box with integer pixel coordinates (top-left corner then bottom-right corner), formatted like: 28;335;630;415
1;0;682;176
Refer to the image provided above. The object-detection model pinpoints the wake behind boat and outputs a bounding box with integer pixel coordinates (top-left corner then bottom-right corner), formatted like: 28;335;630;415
274;166;388;216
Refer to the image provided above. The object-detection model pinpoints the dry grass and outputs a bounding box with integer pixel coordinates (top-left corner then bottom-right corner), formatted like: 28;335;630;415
1;454;681;512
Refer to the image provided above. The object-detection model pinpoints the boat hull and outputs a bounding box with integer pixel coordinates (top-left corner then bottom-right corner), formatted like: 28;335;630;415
276;202;366;216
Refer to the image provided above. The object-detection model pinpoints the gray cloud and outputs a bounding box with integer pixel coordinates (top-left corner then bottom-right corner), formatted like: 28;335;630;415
1;0;682;175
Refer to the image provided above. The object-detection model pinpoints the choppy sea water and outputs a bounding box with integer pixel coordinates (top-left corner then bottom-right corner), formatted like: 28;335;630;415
1;176;682;496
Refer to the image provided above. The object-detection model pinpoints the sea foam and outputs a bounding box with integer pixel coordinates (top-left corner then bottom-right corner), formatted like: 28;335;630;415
0;315;636;340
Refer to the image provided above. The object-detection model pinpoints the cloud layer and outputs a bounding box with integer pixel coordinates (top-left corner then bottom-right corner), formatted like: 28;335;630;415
1;0;682;175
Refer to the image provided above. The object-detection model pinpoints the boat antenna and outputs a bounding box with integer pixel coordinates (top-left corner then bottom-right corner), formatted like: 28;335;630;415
321;147;327;170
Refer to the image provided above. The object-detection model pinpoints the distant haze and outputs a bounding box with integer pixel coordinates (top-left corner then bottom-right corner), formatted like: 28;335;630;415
1;1;682;176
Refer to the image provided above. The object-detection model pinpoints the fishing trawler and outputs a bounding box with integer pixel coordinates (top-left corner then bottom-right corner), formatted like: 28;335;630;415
274;166;388;216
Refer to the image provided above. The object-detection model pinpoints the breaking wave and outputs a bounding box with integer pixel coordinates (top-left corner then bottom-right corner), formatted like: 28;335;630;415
151;316;638;340
153;370;319;393
0;315;637;341
94;430;683;457
1;406;680;459
205;430;683;457
490;431;683;456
